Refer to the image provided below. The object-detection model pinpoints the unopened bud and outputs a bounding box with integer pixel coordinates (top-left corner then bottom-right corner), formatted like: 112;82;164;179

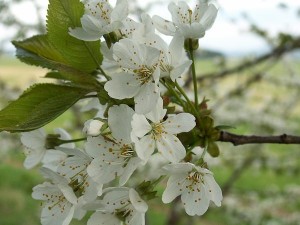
83;119;104;136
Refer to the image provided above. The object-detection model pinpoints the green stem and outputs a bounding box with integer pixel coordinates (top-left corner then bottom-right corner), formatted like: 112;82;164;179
189;42;199;106
99;67;111;80
174;81;200;118
162;80;186;108
60;138;87;144
196;139;208;165
151;175;166;187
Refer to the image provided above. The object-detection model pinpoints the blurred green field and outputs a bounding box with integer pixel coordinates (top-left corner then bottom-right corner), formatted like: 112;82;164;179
1;56;300;225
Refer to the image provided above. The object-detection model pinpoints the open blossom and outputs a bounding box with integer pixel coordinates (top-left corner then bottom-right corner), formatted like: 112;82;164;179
162;163;222;216
153;0;218;39
104;38;161;114
128;14;192;81
131;98;196;163
69;0;128;41
32;168;78;225
158;35;192;81
21;128;74;169
87;188;148;225
57;147;102;200
86;104;142;186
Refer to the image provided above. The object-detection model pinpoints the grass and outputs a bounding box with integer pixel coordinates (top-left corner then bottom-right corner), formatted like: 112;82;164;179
0;56;48;88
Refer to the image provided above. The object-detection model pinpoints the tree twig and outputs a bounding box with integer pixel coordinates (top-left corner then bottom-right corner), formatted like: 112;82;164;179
219;131;300;146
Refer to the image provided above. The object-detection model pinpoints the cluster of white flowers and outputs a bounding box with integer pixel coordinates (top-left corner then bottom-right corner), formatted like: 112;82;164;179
21;0;222;224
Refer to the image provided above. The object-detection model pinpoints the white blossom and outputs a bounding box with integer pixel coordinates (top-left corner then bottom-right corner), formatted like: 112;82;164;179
104;38;161;114
162;163;222;216
129;14;192;81
32;168;78;225
21;128;74;169
153;0;218;39
69;0;128;41
87;188;148;225
86;104;142;186
131;98;196;163
57;147;102;200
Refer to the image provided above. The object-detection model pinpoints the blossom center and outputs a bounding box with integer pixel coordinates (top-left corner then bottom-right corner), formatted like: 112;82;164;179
151;123;165;140
186;171;203;190
134;66;154;84
120;144;135;158
160;60;174;73
69;173;89;198
45;193;68;214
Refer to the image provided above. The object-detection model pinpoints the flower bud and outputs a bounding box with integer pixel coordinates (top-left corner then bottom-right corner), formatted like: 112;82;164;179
83;119;104;136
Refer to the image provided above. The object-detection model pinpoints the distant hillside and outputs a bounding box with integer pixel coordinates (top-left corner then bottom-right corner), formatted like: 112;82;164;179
195;49;224;59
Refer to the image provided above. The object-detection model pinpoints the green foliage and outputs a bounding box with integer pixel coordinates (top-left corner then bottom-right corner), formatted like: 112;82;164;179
13;35;101;89
1;0;108;132
12;35;69;69
47;0;103;73
0;84;90;132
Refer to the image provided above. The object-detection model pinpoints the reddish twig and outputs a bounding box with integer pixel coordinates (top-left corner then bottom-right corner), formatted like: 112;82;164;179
219;131;300;146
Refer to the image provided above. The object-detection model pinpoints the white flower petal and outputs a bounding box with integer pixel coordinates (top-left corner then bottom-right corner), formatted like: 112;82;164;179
163;113;196;134
41;203;75;225
85;136;110;159
157;134;186;163
111;0;128;22
23;149;45;169
69;27;101;41
203;173;223;207
163;162;194;174
145;97;166;123
170;60;192;81
181;183;210;216
108;104;135;143
119;157;141;186
201;4;218;30
21;129;46;149
88;212;120;225
87;158;120;184
131;114;151;138
113;39;144;69
169;1;190;25
129;188;148;213
152;16;176;36
57;183;78;205
169;35;184;64
134;83;160;114
105;72;140;100
42;150;67;171
135;135;155;162
101;188;130;211
162;174;186;203
126;211;145;225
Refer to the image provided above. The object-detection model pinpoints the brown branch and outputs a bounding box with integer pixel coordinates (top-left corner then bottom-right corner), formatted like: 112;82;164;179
219;131;300;146
197;37;300;82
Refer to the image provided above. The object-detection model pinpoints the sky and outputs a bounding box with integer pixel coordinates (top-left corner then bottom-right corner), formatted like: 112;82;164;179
1;0;300;56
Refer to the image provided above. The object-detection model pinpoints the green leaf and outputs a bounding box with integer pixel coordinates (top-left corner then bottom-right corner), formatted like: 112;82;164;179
12;35;69;70
0;84;90;132
13;35;101;89
47;0;102;72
